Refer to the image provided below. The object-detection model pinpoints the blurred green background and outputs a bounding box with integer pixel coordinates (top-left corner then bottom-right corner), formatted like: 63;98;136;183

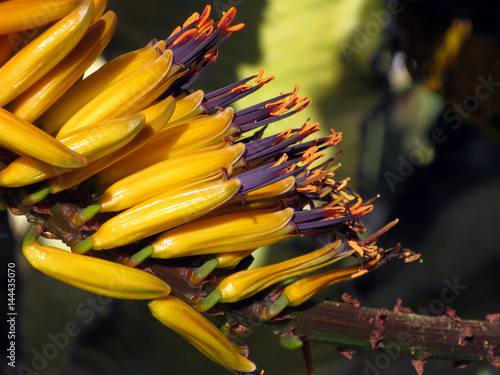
2;0;500;374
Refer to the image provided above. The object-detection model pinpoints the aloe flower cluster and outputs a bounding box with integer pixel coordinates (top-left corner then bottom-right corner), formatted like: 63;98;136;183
0;1;419;373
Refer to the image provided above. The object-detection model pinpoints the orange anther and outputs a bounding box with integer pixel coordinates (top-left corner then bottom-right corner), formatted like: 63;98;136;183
230;83;252;93
183;12;200;28
299;121;320;134
284;163;297;173
349;197;363;212
196;5;212;28
270;106;288;116
167;26;181;39
278;128;292;139
348;240;365;257
258;75;275;85
198;20;214;34
351;269;369;278
254;67;264;82
172;29;198;46
224;23;245;33
272;154;289;167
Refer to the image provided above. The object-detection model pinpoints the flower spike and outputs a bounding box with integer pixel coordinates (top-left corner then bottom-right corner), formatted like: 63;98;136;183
0;3;419;374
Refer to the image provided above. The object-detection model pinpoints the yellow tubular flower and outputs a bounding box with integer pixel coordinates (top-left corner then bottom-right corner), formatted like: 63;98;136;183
215;250;255;268
11;11;117;123
283;257;383;307
0;0;80;34
98;108;235;181
0;114;144;187
144;208;295;259
56;49;173;138
48;96;175;194
0;0;94;107
39;40;165;134
166;90;205;125
148;296;256;373
259;257;384;321
243;175;296;200
197;240;354;311
73;178;242;252
0;107;86;168
98;142;245;211
201;196;286;220
22;232;170;300
0;34;16;67
90;0;108;23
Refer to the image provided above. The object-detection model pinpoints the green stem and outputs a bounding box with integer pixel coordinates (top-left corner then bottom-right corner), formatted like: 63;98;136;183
72;236;94;254
129;245;154;267
190;257;220;285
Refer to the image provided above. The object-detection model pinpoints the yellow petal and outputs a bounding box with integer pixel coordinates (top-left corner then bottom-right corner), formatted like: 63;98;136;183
0;34;16;66
103;108;234;178
76;178;242;252
56;48;173;138
148;296;256;373
149;208;294;258
284;257;382;306
0;0;80;34
98;142;245;212
243;175;296;200
0;0;94;106
210;239;348;305
48;96;175;194
11;11;117;123
58;114;144;162
38;40;165;134
0;107;86;168
90;0;108;23
167;90;204;125
216;249;255;268
0;114;144;187
22;241;170;300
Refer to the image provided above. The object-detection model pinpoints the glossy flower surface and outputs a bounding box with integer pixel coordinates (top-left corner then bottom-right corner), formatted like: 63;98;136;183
0;2;418;373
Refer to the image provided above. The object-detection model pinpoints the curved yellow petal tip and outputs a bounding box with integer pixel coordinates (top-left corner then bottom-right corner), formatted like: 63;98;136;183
0;108;87;168
23;239;170;300
0;0;94;107
0;0;80;34
148;296;256;373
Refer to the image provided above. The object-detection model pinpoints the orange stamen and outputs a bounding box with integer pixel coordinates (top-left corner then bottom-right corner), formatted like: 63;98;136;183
196;5;212;29
278;128;292;139
183;11;201;28
254;67;264;82
218;7;237;30
348;240;365;257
